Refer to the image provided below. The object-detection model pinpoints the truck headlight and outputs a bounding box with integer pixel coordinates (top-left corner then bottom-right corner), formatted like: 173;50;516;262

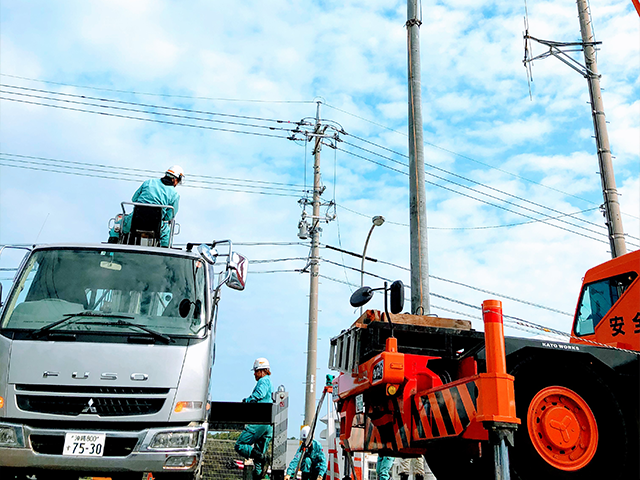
174;401;203;413
150;431;202;449
0;426;23;447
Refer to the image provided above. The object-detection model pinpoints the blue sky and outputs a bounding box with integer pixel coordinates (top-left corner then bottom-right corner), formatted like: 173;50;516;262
1;0;638;434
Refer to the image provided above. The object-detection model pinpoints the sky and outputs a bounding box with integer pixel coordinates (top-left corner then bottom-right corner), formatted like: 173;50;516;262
0;0;638;435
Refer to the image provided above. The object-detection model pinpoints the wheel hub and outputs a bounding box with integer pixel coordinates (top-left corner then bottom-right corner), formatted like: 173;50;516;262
527;386;598;471
540;406;580;449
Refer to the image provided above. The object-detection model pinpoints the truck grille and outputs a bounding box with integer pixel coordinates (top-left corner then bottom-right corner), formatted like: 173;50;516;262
30;434;138;456
17;395;165;417
16;384;169;395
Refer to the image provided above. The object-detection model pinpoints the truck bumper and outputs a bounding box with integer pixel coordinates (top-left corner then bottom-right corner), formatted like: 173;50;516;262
0;421;206;473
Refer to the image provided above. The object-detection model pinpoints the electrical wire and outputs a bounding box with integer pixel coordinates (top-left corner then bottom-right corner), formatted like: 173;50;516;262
341;138;622;239
337;146;640;247
1;153;307;190
327;102;639;220
0;89;299;134
249;257;308;264
0;96;291;140
1;84;305;126
0;155;307;195
0;162;302;198
320;256;573;317
1;74;315;104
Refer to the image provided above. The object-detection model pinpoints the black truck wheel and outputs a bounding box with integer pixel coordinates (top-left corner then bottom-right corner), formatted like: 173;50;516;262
509;355;634;480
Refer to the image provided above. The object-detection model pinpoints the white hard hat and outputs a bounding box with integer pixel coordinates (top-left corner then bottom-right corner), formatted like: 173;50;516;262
300;425;311;440
166;165;185;184
252;357;270;372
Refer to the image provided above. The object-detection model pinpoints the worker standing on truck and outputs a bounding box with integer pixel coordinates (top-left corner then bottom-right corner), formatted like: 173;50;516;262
234;357;274;479
108;165;184;246
284;425;327;480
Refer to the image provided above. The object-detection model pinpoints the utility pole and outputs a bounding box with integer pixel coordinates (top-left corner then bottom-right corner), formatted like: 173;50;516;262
407;0;431;314
523;1;627;259
576;0;626;258
304;102;323;426
292;103;339;428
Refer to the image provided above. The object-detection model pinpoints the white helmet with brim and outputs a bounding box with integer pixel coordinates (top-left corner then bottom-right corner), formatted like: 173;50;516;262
252;357;270;372
166;165;185;185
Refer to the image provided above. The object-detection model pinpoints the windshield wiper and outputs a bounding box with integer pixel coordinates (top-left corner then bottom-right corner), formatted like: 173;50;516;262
74;319;173;344
30;311;135;338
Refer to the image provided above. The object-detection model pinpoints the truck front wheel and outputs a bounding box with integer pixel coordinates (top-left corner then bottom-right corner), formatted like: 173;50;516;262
509;356;633;480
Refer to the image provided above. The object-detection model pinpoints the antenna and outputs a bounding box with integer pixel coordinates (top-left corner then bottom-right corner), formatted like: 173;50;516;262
523;0;534;100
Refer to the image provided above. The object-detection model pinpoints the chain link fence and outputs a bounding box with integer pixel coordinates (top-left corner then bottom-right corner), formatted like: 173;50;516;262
201;431;244;480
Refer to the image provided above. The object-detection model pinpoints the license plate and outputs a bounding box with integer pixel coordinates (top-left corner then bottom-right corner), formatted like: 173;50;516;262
62;433;106;456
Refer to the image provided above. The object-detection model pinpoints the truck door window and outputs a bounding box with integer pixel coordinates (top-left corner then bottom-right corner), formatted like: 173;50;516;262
574;271;638;336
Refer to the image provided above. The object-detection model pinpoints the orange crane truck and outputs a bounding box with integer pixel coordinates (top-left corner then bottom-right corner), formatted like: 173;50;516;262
328;250;639;480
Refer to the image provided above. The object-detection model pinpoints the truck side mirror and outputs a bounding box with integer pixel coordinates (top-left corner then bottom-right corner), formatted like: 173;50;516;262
390;280;404;314
227;253;248;291
350;286;374;308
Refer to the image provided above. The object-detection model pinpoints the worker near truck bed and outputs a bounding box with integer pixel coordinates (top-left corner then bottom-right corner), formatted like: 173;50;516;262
284;425;327;480
376;456;395;480
234;357;273;479
108;165;183;247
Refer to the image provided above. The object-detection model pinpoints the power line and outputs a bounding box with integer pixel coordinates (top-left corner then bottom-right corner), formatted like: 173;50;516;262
1;84;306;126
341;137;617;238
320;257;573;317
0;162;302;198
6;75;635;225
328;102;639;219
1;153;307;190
0;89;300;134
0;97;291;140
0;155;307;195
1;74;315;104
249;257;308;264
337;147;612;245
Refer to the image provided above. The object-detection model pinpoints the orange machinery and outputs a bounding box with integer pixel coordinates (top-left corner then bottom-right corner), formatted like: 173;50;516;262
329;251;639;480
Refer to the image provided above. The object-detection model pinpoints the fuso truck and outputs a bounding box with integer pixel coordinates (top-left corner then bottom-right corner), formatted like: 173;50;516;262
0;239;247;480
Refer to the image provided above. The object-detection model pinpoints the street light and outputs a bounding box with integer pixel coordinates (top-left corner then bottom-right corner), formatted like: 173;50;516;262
360;216;385;314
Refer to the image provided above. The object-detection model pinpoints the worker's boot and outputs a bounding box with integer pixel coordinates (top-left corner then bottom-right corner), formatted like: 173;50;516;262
415;475;424;480
400;474;409;480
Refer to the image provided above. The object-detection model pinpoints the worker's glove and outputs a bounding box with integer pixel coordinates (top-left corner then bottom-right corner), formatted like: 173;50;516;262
317;476;323;480
284;475;290;480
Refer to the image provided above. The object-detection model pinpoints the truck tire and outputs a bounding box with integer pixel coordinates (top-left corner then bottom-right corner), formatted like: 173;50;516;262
509;355;635;480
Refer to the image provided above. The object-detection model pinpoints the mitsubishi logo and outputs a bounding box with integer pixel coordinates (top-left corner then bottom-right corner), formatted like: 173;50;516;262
81;398;98;414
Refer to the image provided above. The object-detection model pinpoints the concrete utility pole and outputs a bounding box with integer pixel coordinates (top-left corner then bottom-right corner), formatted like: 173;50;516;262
407;0;431;314
576;0;626;258
304;102;323;426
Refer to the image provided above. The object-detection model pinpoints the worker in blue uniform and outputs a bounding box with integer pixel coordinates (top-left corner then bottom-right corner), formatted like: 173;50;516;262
235;358;274;479
376;456;395;480
108;165;183;246
284;425;327;480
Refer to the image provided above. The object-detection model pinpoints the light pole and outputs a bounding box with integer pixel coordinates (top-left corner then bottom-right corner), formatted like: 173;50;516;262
360;216;385;314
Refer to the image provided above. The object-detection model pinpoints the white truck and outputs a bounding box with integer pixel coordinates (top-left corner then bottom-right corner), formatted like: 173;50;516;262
0;238;247;480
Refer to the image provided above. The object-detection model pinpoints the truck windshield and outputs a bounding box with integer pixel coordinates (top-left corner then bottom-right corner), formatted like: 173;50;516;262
574;271;638;336
1;248;207;337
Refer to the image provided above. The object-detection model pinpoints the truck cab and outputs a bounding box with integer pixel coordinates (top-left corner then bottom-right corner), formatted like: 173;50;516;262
571;249;639;350
0;240;247;479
